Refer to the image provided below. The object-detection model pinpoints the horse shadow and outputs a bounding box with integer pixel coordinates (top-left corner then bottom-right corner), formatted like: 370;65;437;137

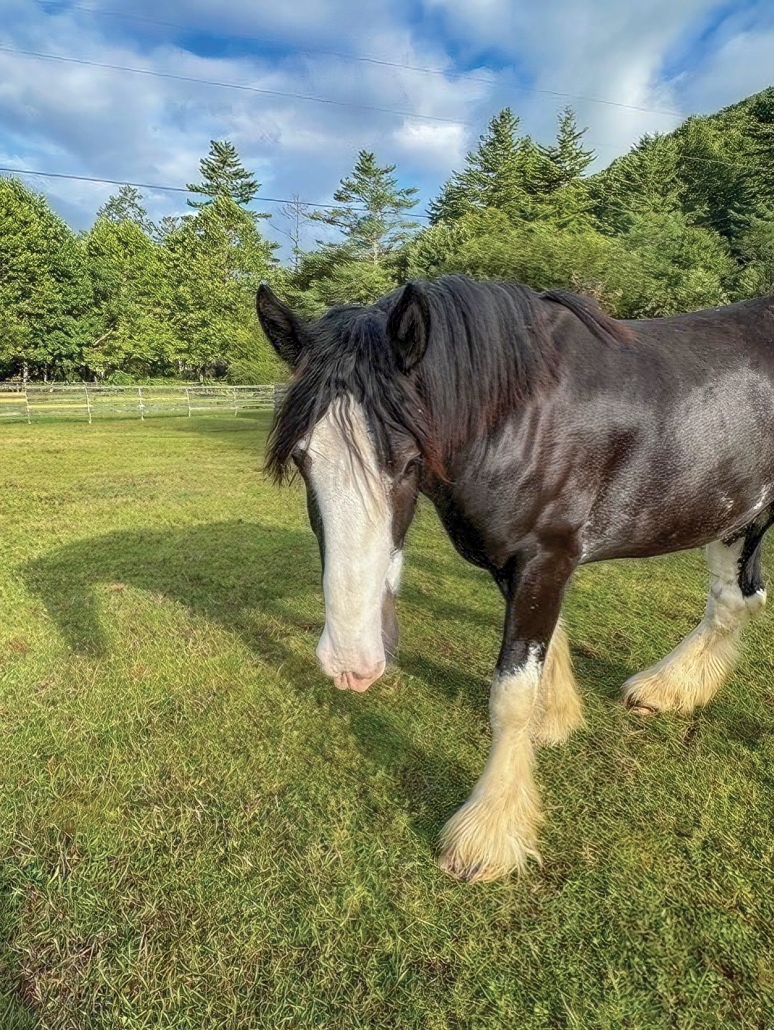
21;519;321;670
19;520;484;850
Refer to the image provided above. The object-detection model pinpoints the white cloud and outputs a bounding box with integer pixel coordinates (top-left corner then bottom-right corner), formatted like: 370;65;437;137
392;121;468;172
423;0;719;162
669;26;774;115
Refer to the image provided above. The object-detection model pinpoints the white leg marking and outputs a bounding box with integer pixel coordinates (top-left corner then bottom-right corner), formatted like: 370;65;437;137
439;650;543;882
529;619;585;746
623;538;765;715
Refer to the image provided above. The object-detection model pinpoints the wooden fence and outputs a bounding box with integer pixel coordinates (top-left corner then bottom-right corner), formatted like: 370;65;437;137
0;384;288;424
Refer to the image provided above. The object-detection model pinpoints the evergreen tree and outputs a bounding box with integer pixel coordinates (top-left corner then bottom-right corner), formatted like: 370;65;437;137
187;140;268;217
536;108;595;191
590;133;682;234
309;151;419;264
428;109;542;224
97;184;154;233
673;116;752;244
162;196;278;379
747;90;774;216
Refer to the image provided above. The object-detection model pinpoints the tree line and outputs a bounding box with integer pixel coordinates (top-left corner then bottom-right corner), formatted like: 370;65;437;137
1;87;773;383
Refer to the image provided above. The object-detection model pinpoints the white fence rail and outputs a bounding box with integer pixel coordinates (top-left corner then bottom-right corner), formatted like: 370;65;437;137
0;384;288;424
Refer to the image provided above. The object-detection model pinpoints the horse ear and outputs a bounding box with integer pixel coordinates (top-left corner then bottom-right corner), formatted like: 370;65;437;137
387;281;431;374
256;282;306;368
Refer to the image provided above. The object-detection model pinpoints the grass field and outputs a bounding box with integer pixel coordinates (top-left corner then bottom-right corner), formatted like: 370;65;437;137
0;415;773;1029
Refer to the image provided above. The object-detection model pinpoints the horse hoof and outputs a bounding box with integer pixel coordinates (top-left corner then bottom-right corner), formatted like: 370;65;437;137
624;699;660;715
438;854;498;883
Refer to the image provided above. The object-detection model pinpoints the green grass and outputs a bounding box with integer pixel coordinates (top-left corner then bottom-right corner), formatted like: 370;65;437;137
0;415;773;1029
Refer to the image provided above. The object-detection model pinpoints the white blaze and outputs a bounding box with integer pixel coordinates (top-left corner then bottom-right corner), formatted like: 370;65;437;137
306;397;396;689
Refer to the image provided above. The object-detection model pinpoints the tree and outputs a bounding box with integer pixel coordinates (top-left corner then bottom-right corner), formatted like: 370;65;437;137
309;151;419;264
82;216;168;378
430;108;597;230
673;116;752;244
97;184;154;233
161;196;279;379
276;194;312;272
590;133;682;234
154;215;181;242
746;90;774;221
0;177;92;380
537;108;595;190
186;140;267;216
429;109;542;224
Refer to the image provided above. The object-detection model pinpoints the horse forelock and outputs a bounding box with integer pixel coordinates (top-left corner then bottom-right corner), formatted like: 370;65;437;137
265;302;430;482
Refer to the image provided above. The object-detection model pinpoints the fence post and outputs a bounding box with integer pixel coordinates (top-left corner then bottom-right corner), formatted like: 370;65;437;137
186;387;192;417
24;385;31;424
84;384;92;425
138;386;144;421
232;387;238;417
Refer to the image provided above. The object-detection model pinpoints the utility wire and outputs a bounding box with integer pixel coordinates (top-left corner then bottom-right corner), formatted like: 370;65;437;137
3;46;749;169
32;0;683;118
0;39;758;199
0;44;471;126
0;165;433;219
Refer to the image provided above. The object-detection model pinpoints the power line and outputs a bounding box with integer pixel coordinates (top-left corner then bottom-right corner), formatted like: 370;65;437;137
32;0;683;119
0;137;759;222
0;165;432;219
0;44;471;126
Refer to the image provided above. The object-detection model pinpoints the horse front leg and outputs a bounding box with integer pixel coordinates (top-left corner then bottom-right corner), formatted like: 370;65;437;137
438;548;577;883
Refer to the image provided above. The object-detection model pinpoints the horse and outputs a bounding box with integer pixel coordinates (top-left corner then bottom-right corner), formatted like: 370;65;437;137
256;274;774;883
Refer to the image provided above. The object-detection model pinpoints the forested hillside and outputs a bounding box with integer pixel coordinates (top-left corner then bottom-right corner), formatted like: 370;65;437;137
1;88;772;383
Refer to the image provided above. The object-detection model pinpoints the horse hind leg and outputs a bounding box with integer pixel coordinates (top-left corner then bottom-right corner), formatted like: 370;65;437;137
623;520;769;716
529;618;585;745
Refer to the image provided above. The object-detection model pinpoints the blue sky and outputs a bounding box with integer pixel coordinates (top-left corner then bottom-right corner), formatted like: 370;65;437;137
1;0;773;255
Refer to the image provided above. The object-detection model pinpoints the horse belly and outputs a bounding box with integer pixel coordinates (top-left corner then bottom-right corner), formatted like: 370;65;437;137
584;387;774;561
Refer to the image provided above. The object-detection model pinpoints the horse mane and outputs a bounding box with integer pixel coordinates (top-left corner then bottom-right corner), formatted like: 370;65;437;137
540;289;635;348
267;275;631;480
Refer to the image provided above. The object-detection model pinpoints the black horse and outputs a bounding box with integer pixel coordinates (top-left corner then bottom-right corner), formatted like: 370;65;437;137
257;274;774;882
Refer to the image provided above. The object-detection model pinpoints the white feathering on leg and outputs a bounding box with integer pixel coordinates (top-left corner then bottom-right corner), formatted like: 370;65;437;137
439;650;543;882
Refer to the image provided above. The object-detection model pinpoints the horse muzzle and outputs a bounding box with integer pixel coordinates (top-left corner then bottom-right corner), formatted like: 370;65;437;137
332;665;386;692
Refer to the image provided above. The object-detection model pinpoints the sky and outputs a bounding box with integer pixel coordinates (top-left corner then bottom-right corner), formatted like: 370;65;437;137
1;0;773;255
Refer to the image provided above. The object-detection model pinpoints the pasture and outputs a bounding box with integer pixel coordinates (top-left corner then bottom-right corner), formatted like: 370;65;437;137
0;414;773;1029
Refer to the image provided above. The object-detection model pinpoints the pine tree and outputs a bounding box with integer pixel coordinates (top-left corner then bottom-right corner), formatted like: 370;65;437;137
747;90;774;217
97;184;153;233
674;116;752;243
428;109;540;224
590;133;681;234
309;151;418;264
537;108;595;191
162;196;277;378
187;140;268;217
